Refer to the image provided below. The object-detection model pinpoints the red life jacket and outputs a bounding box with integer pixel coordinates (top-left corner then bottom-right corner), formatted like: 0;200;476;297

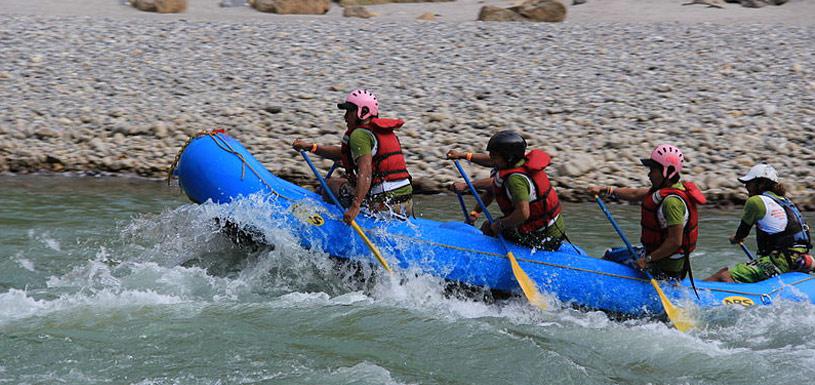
340;118;411;188
494;150;561;234
640;181;706;256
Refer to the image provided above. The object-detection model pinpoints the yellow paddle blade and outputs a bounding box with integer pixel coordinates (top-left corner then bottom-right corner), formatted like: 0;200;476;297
507;251;548;310
350;221;393;273
649;279;695;332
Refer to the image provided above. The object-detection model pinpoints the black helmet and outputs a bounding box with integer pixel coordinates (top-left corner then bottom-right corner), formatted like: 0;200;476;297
486;130;527;164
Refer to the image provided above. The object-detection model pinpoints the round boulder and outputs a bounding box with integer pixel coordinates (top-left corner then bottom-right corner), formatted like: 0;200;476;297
477;6;525;22
343;5;375;18
252;0;331;14
513;0;567;22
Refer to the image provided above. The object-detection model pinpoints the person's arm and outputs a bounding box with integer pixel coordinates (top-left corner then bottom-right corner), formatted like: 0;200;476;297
730;196;762;244
343;153;372;223
587;185;650;203
484;174;531;235
730;221;753;244
637;224;683;268
450;177;492;193
491;200;530;235
447;150;494;168
477;187;498;234
292;139;342;161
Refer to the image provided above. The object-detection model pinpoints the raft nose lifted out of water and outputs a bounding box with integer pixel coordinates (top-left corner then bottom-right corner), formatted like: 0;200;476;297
170;130;815;321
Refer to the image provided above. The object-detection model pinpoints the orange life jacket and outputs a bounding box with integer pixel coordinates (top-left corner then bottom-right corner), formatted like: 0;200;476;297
494;149;561;234
640;182;706;256
340;118;411;188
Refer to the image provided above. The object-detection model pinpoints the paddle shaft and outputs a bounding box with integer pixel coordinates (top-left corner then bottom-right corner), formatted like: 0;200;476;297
300;151;392;272
455;192;472;224
325;162;338;179
739;242;756;261
594;195;639;260
301;151;345;209
454;162;499;234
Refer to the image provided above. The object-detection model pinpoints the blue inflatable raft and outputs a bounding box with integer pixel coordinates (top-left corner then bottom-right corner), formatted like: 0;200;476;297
172;131;815;317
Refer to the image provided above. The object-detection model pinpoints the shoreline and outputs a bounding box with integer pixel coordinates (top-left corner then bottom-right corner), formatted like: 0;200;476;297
0;168;766;212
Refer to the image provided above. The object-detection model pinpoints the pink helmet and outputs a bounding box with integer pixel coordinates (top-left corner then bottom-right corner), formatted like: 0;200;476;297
337;89;379;120
641;144;684;179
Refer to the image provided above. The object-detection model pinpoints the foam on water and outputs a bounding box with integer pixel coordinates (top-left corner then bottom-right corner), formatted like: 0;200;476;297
0;287;184;325
7;193;815;384
14;253;36;272
328;362;415;385
28;229;62;252
110;196;815;340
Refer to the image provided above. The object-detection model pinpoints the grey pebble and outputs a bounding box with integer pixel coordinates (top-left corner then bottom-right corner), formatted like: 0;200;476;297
1;16;813;207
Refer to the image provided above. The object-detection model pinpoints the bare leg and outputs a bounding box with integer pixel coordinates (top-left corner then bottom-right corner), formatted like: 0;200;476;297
705;267;735;282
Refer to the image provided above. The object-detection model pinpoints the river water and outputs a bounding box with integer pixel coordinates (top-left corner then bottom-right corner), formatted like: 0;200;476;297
2;175;814;385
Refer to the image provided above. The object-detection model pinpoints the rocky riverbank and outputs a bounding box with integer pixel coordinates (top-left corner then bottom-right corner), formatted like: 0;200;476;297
1;14;814;208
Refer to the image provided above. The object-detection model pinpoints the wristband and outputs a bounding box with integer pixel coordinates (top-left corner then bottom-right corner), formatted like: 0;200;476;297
469;210;480;218
466;152;473;161
310;143;318;153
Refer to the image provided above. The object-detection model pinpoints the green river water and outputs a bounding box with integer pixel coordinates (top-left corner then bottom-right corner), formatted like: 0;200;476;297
2;175;815;385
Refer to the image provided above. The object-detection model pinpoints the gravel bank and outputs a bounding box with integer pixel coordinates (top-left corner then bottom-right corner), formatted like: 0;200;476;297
1;15;814;208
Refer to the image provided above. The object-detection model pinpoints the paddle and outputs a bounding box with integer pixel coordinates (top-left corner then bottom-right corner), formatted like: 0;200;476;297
455;192;474;224
299;151;393;273
738;242;756;261
453;160;548;310
593;195;695;332
325;162;338;179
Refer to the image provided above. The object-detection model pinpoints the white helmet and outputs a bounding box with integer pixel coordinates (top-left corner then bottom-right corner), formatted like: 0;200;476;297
738;163;779;183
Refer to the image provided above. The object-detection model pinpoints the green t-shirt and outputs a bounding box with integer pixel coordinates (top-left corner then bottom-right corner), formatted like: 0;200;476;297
348;129;376;160
661;182;688;227
505;174;531;202
347;129;412;199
